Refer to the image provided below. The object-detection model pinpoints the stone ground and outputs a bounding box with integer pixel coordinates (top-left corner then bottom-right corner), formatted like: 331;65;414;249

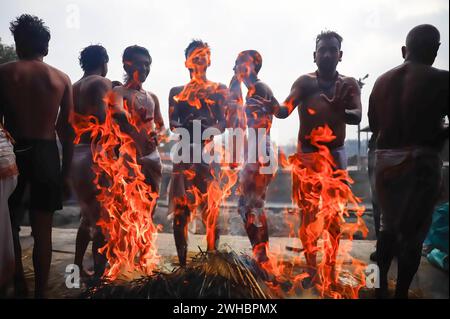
4;225;448;299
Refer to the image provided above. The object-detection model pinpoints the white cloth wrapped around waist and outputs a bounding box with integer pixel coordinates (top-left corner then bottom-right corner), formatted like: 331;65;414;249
299;144;347;170
375;146;441;169
0;129;16;174
375;146;443;235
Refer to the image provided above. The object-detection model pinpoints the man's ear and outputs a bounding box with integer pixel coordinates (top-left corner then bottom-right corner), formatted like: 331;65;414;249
339;50;343;62
401;46;406;59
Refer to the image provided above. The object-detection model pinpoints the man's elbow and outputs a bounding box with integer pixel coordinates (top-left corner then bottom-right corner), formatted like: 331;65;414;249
346;110;362;125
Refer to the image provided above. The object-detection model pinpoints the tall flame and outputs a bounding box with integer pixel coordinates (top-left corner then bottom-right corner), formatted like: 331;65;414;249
72;90;160;280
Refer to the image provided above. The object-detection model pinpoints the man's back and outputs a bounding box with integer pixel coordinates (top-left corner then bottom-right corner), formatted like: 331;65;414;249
73;75;111;143
371;62;449;149
0;60;70;140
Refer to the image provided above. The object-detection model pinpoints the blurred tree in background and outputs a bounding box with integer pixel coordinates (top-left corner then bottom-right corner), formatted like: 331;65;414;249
0;38;17;64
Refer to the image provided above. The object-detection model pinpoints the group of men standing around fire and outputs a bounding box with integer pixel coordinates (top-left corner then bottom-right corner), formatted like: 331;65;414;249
0;14;448;299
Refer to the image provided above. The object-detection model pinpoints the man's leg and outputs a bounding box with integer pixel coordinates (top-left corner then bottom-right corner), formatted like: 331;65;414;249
376;230;396;298
326;217;341;284
92;226;107;278
395;240;423;299
173;206;190;266
74;213;91;277
29;211;53;298
202;203;221;252
299;205;319;286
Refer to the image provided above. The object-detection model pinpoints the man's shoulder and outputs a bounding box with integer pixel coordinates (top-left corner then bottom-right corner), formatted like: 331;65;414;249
0;60;21;78
42;62;70;82
254;80;273;96
169;85;184;96
429;66;449;81
337;74;359;87
373;67;399;89
146;90;159;102
292;73;315;87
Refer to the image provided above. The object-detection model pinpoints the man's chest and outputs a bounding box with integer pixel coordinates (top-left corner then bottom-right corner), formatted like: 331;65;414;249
123;91;155;121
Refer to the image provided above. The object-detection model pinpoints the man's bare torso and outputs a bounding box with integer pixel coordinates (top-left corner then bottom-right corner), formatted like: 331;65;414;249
73;75;112;144
370;62;449;150
113;85;161;156
0;60;71;140
294;72;356;150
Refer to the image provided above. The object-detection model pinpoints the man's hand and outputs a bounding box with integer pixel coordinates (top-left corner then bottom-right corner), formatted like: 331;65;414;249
321;80;353;113
246;95;273;115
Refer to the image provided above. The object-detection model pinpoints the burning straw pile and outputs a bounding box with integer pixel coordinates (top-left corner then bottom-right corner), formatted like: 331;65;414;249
81;247;272;299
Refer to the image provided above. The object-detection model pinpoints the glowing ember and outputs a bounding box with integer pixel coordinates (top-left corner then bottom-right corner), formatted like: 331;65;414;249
72;90;161;280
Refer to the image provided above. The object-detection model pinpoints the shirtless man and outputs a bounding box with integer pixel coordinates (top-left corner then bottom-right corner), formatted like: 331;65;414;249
0;15;74;298
72;45;111;278
253;31;362;284
368;24;448;299
168;40;227;266
229;50;276;263
113;45;165;215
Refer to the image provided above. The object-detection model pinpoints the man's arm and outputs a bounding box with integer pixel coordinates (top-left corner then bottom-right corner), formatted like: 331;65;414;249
272;76;305;119
56;75;75;198
210;83;228;134
342;78;362;125
93;78;112;123
368;89;379;139
151;93;165;133
168;87;183;132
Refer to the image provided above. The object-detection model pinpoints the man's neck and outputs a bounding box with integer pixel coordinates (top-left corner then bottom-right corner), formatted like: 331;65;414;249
20;56;44;62
190;69;208;82
244;74;258;88
404;58;432;66
83;69;103;78
125;80;143;90
317;69;338;81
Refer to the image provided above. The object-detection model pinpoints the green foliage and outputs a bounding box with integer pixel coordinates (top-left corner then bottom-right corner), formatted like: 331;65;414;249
0;37;17;64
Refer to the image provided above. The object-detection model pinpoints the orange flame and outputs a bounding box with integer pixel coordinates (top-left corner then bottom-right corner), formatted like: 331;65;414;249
72;90;161;280
255;125;368;299
174;46;227;110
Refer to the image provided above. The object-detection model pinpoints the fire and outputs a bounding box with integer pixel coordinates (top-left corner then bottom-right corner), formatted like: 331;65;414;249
171;45;238;251
72;90;161;280
252;126;367;299
268;125;368;298
173;46;227;110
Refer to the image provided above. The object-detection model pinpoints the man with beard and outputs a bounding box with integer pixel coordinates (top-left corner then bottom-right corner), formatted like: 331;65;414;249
251;31;362;286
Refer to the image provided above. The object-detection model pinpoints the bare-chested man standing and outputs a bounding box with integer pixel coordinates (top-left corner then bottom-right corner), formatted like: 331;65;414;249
229;50;277;263
0;15;74;298
253;31;362;285
369;25;448;299
72;45;111;278
168;40;227;266
112;45;166;215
